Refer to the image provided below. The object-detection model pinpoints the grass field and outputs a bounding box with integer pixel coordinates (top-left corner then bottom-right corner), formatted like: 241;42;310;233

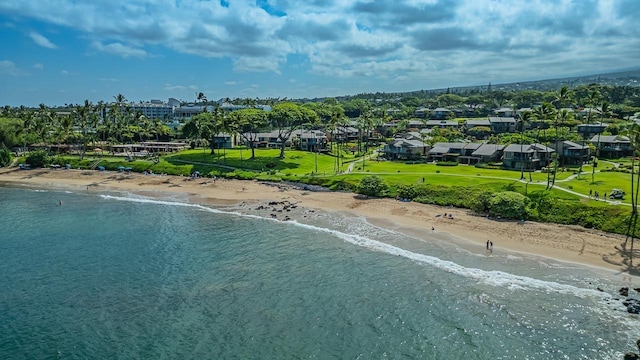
54;147;637;205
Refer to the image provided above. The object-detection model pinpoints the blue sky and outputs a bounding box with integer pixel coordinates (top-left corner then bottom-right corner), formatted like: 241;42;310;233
1;0;639;107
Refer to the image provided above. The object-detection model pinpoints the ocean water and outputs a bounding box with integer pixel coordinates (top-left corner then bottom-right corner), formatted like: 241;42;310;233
1;185;639;359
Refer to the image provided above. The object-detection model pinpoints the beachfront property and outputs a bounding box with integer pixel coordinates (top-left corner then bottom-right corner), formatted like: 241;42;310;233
589;135;633;158
502;143;555;170
249;130;293;149
551;140;591;165
212;133;236;149
382;138;429;160
292;130;329;152
467;144;506;164
426;142;504;164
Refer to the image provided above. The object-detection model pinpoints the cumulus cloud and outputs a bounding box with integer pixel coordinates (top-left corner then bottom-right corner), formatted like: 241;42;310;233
0;0;638;88
0;60;26;76
29;31;57;49
92;41;147;58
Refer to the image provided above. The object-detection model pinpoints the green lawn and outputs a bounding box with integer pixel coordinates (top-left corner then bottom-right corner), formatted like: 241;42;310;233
55;148;637;205
559;170;634;204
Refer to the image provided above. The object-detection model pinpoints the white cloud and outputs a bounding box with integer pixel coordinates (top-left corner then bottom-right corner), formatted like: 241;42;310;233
29;31;57;49
61;70;68;75
92;41;147;58
0;0;638;90
0;60;26;76
33;63;43;70
225;81;236;85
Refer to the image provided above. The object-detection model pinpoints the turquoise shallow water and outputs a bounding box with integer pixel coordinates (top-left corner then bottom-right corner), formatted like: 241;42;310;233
1;185;640;359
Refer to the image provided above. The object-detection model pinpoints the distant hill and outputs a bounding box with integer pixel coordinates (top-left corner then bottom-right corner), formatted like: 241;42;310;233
463;69;640;93
314;69;640;102
414;69;640;96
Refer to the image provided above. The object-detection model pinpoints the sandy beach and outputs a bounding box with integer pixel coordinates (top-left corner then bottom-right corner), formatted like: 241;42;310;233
0;166;636;275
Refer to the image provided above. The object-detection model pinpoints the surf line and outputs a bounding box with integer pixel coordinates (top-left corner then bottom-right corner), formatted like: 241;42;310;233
100;194;609;300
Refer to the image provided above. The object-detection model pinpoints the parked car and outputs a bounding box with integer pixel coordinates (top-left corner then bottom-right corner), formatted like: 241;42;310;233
609;189;625;199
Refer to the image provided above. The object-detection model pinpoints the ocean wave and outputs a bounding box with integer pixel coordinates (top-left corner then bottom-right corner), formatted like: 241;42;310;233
99;194;613;300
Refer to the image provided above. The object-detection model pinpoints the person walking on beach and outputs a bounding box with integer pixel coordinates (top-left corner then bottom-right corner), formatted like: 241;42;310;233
490;241;493;251
486;240;490;250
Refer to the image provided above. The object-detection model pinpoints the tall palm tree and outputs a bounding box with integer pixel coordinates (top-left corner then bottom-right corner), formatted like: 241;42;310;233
519;111;533;180
533;102;556;189
623;123;640;267
35;103;54;152
19;109;36;153
551;86;574;186
591;100;611;183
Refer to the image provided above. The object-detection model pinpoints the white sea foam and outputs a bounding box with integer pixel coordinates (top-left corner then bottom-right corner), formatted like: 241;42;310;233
99;194;614;300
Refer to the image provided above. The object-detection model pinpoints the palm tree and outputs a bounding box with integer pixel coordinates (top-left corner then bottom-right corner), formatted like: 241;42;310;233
19;109;36;153
35;103;54;153
623;123;640;268
533;102;556;188
591;100;611;183
551;86;574;186
518;111;533;180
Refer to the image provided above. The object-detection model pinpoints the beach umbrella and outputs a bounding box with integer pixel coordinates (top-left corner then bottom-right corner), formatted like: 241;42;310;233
124;167;132;171
98;166;105;171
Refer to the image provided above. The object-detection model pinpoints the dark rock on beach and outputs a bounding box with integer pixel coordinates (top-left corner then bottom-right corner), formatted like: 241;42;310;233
623;299;640;314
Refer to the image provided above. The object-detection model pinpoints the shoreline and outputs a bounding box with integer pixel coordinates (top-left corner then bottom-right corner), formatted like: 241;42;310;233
0;167;636;277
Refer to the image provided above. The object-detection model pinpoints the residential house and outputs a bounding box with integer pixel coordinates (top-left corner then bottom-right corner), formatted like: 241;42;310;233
502;144;555;171
469;144;505;164
494;107;515;117
293;130;328;152
431;108;453;120
425;120;459;130
465;119;492;139
383;138;430;160
253;130;292;149
577;123;607;138
414;107;430;118
428;142;479;162
212;133;236;149
488;117;517;134
551;140;590;165
589;135;632;158
330;126;359;142
407;120;427;129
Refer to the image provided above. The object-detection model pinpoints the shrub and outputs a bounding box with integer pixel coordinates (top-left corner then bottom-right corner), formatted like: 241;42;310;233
26;150;51;168
486;191;529;219
0;147;12;167
436;161;459;166
357;175;387;197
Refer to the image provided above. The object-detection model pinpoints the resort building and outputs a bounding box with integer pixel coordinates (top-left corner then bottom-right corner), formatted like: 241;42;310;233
382;138;429;160
293;130;329;152
502;144;555;171
589;135;633;158
551;140;590;165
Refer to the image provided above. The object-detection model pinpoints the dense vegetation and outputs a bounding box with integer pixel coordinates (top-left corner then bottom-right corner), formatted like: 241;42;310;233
2;83;640;240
